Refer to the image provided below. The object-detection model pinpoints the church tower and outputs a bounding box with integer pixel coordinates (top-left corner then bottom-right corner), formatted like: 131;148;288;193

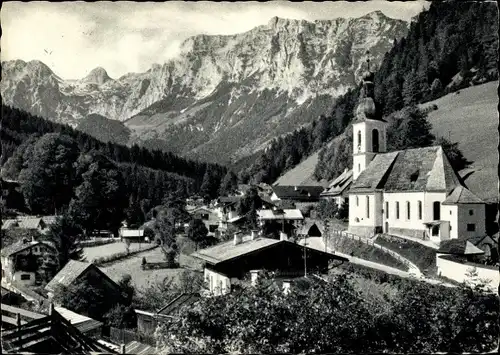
352;54;387;181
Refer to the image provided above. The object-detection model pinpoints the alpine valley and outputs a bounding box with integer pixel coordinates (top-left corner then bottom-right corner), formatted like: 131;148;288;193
1;11;408;165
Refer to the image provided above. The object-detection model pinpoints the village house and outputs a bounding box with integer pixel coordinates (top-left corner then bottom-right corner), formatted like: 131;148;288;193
1;238;57;286
135;293;201;334
271;185;324;213
347;66;487;244
187;206;221;236
320;168;353;207
119;228;146;243
2;216;58;235
191;232;347;296
45;260;123;301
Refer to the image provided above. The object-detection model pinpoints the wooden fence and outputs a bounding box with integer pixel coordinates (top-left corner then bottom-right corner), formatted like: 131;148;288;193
108;326;156;347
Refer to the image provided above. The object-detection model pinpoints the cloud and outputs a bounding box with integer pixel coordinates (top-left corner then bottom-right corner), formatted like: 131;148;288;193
1;1;429;79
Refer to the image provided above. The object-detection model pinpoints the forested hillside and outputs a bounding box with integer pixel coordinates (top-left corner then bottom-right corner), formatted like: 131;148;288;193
239;1;498;185
0;105;230;226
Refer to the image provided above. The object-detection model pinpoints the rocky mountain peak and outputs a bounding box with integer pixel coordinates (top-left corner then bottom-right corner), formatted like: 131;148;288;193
83;67;112;85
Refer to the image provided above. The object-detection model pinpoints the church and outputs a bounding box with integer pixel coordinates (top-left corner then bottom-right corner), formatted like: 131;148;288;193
347;65;486;243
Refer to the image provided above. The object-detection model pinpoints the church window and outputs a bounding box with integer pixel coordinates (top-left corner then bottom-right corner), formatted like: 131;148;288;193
406;201;411;220
372;129;379;152
356;196;359;206
358;164;361;172
469;210;474;216
418;201;422;220
433;202;440;220
467;224;476;232
396;202;400;219
385;202;389;218
357;131;362;151
366;196;370;218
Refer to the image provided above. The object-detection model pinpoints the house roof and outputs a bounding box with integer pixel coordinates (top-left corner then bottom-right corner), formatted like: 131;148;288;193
321;169;353;197
192;236;347;266
217;196;242;206
466;235;497;247
192;236;281;265
351;146;463;193
442;185;485;205
157;293;201;316
438;240;485;255
272;185;324;201
55;306;103;334
45;260;93;291
257;209;304;220
1;240;56;257
1;215;58;230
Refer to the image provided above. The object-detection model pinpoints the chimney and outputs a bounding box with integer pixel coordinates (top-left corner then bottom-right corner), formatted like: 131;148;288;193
233;232;243;245
250;230;259;240
280;232;288;241
250;270;260;286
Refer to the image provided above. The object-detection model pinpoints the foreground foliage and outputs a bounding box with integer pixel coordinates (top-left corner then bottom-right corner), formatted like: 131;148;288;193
156;273;499;354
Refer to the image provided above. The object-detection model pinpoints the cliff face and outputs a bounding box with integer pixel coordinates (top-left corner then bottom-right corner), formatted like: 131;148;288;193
1;11;408;164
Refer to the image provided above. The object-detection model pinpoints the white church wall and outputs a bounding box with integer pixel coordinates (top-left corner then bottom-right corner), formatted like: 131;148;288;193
423;192;447;220
441;205;459;239
348;193;377;237
456;204;486;239
383;192;427;239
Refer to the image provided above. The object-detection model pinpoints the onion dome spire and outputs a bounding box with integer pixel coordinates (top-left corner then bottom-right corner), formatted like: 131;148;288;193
354;51;384;122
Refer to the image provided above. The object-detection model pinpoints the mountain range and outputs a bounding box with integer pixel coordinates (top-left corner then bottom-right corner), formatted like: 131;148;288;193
1;11;408;164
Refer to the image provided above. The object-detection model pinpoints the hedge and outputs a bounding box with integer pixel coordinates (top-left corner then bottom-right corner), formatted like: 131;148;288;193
93;245;158;266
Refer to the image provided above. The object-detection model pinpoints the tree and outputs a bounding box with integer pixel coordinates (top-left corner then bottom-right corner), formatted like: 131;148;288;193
387;105;435;151
434;136;471;172
69;152;127;236
218;170;238;196
237;187;263;229
336;199;349;220
103;304;137;330
46;213;83;269
186;219;209;250
52;273;115;321
0;135;38;180
18;133;80;214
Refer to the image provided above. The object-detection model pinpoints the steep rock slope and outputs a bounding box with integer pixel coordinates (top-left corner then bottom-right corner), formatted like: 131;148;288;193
1;11;408;163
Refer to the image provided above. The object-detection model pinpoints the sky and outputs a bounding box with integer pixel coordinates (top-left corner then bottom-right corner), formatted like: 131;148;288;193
2;1;430;80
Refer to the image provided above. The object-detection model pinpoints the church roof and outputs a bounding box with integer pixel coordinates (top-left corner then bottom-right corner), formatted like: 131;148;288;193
351;146;463;193
442;185;485;205
321;169;353;197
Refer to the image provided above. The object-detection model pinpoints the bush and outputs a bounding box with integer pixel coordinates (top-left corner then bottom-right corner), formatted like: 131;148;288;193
77;239;116;248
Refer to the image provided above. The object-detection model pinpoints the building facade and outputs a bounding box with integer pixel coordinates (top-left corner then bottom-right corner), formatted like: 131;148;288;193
347;66;486;242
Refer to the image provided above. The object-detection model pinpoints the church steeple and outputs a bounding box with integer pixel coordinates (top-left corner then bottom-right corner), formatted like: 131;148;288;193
352;51;387;181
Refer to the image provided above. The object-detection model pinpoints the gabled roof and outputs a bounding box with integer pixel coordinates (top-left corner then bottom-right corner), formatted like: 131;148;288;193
272;185;324;200
321;169;353;197
1;240;56;257
351;146;463;193
191;236;347;266
46;260;93;291
442;186;485;205
217;196;242;206
157;293;200;316
438;239;485;255
350;152;398;192
257;209;304;220
192;236;281;265
55;306;103;334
